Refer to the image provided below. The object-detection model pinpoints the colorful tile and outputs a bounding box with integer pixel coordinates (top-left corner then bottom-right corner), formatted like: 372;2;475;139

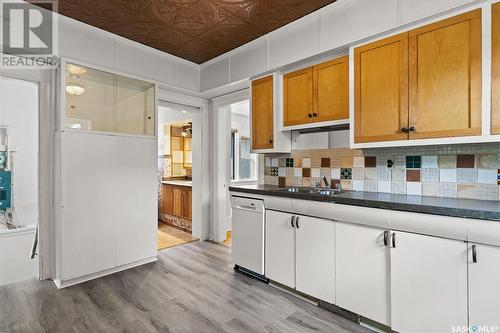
321;158;331;168
352;167;364;180
294;168;302;177
278;158;286;167
341;156;353;168
377;167;391;181
270;167;279;176
392;169;406;181
302;158;311;168
271;158;279;167
265;157;271;167
352;180;364;191
422;183;438;197
440;169;457;183
364;156;377;168
340;168;352;180
407;182;422;196
311;168;321;178
378;181;391;193
331;168;341;180
353;156;365;168
457;185;475;199
302;177;311;187
364;180;377;192
457;168;477;184
365;168;377;180
438;155;457;169
341;180;352;190
278;177;286;187
421;156;439;168
478;169;498;184
421;168;439;183
264;166;271;176
498;169;500;185
478;154;498;169
285;158;294;167
278;167;286;177
406;170;421;182
438;183;457;198
391;181;406;194
406;156;421;169
457;154;475;168
475;184;499;201
302;168;310;177
331;179;340;189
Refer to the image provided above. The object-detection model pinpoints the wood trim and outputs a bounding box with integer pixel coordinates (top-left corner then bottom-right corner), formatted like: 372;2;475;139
492;3;500;135
283;67;313;126
354;32;409;143
312;55;349;123
408;9;482;140
251;75;274;150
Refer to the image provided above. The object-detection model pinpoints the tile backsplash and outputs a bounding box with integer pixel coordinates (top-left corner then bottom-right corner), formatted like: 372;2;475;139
263;143;500;201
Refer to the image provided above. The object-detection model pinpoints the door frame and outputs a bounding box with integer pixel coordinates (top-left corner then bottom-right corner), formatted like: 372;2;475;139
157;88;210;240
0;68;55;281
211;89;250;242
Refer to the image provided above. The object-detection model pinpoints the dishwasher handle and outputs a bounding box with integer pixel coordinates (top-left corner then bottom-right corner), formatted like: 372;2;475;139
234;205;258;212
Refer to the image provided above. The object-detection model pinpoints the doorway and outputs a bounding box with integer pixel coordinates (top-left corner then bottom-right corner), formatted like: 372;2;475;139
0;76;39;286
157;102;199;250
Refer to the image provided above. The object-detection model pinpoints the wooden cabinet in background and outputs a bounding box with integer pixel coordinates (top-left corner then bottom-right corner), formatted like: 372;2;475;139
354;33;409;143
408;9;482;139
283;56;349;127
492;3;500;134
160;183;191;219
354;9;482;143
283;68;313;126
251;75;274;150
313;56;349;123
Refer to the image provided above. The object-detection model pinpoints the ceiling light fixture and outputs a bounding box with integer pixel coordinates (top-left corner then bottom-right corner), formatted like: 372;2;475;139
65;81;86;95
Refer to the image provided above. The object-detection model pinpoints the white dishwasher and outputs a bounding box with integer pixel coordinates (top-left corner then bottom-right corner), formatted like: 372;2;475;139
231;196;265;277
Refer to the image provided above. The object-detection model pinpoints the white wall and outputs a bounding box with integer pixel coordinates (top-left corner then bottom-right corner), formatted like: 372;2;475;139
0;77;39;226
200;0;476;92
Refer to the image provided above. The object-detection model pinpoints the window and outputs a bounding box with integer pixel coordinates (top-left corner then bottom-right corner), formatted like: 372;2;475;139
230;100;257;182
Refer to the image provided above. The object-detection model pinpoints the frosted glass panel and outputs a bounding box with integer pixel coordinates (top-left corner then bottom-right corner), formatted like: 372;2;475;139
64;63;155;136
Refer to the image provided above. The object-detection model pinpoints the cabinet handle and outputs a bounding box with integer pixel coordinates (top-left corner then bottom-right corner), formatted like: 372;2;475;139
269;139;273;144
472;245;478;263
291;216;295;228
312;113;318;118
409;126;416;132
391;232;396;248
401;127;409;133
308;113;313;118
295;216;300;229
383;231;389;246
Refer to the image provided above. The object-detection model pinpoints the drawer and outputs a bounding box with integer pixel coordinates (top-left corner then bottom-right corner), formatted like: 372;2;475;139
468;219;500;247
292;199;333;220
333;204;390;229
264;196;293;211
389;210;468;241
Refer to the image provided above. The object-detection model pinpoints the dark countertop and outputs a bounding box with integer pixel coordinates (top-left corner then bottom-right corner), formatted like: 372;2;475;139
229;185;500;222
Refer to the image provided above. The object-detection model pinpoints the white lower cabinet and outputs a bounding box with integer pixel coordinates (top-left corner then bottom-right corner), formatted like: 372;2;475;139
390;231;468;333
266;210;296;288
295;215;335;304
335;222;390;326
266;210;335;303
468;243;500;329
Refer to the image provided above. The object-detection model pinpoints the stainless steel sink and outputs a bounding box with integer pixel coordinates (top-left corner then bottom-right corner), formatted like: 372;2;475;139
278;187;343;196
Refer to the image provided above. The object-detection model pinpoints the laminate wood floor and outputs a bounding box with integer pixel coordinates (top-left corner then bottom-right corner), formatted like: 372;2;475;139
157;223;197;250
0;241;372;333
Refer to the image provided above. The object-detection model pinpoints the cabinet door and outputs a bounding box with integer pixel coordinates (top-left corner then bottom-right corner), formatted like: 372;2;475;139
313;56;349;122
354;33;409;143
283;68;313;126
251;76;274;150
391;231;467;333
265;210;295;288
295;215;335;303
468;243;500;328
335;223;390;326
492;3;500;134
182;188;192;219
408;10;482;139
172;187;183;217
161;184;174;215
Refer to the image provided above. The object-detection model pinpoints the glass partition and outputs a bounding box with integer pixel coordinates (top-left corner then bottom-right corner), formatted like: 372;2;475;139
64;63;155;136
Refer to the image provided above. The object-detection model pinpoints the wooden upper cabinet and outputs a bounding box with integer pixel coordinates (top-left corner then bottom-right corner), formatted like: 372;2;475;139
313;56;349;122
283;68;314;126
408;9;482;139
354;33;409;143
251;76;274;149
492;3;500;135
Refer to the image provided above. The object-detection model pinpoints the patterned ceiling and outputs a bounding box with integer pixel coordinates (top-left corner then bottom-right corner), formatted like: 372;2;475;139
39;0;336;64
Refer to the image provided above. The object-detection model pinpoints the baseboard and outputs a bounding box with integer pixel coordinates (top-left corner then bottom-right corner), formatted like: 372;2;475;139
53;256;157;289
